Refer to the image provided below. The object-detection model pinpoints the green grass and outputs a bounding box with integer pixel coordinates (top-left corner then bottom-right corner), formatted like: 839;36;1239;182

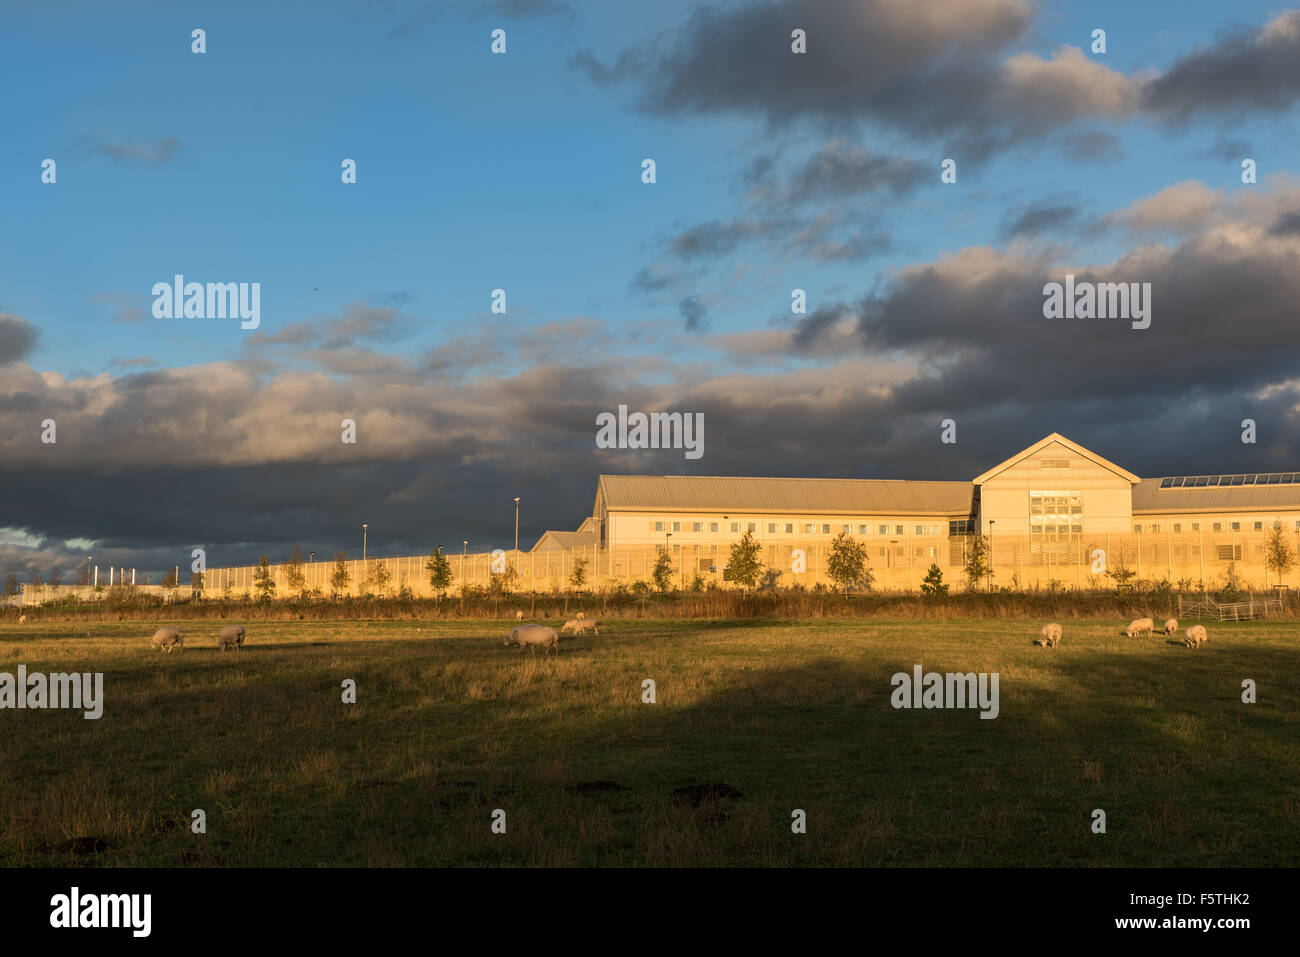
2;617;1297;866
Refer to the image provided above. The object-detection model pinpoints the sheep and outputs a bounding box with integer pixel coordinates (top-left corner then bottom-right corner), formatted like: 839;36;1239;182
1163;618;1178;636
1032;637;1050;647
17;615;26;625
1040;622;1062;647
560;618;600;636
150;626;185;653
514;610;525;621
503;624;559;656
1124;617;1154;638
217;624;246;651
1184;624;1208;647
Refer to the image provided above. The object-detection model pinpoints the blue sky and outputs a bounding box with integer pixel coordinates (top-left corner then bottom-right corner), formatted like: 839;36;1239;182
4;0;1300;577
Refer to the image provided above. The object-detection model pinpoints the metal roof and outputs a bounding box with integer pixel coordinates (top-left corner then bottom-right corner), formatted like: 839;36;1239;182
597;474;974;515
532;529;599;551
1132;477;1300;512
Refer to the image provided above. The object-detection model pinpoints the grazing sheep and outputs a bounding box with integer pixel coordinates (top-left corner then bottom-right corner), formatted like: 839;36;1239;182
561;618;600;636
17;615;26;625
514;610;525;621
1032;637;1050;647
504;624;559;655
217;624;246;651
1184;624;1208;647
1040;622;1062;647
1164;618;1178;636
1125;617;1154;638
150;626;185;653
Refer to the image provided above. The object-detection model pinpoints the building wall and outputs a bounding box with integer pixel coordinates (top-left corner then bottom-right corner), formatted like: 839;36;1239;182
606;509;969;547
978;440;1133;535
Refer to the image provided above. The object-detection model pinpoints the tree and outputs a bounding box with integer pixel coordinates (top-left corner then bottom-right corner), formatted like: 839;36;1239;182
569;555;588;589
1105;547;1137;592
285;543;307;597
253;555;276;601
964;535;991;591
920;563;949;596
826;532;870;593
331;551;351;597
366;559;392;596
1265;523;1295;586
426;547;453;598
726;530;765;591
652;549;675;594
162;568;178;589
191;570;205;598
48;569;62;588
3;573;19;596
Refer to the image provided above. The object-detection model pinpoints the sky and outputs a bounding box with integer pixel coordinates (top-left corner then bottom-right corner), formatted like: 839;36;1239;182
3;0;1300;581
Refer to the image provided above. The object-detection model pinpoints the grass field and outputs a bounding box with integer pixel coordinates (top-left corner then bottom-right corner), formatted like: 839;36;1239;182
2;616;1297;867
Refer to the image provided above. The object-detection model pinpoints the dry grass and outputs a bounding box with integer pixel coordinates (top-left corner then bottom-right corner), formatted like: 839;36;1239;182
1;616;1297;866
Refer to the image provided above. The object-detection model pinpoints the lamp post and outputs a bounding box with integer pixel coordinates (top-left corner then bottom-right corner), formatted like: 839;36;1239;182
362;524;368;563
988;520;996;591
514;497;521;577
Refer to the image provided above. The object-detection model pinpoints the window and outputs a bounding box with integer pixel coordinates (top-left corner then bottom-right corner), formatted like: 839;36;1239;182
804;523;816;534
730;522;739;533
671;521;681;532
879;525;888;535
822;524;831;534
1150;525;1158;533
1213;523;1221;532
747;523;756;533
1173;524;1181;532
709;522;719;533
1041;458;1069;469
654;521;664;532
1134;525;1141;533
1217;545;1243;561
930;526;940;535
1254;522;1263;531
859;525;869;535
1191;523;1199;531
1231;522;1240;531
785;523;794;534
895;525;904;535
768;523;777;534
841;524;851;534
692;522;703;533
915;525;924;535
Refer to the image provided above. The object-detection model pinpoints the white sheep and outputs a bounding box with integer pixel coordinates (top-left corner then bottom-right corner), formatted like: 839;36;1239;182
514;610;525;621
217;624;246;651
17;615;26;625
560;618;600;636
150;626;185;653
1184;624;1208;647
1040;622;1062;647
504;624;559;655
1163;618;1178;636
1125;617;1154;638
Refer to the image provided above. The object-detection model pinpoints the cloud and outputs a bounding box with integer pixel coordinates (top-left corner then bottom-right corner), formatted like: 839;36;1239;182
1108;180;1224;235
0;315;37;364
679;295;709;333
80;134;181;165
998;202;1082;239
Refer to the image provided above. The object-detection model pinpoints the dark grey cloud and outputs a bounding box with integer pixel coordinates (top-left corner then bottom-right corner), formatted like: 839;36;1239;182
0;315;37;364
1061;130;1123;163
998;202;1082;239
77;135;181;165
1142;12;1300;121
679;295;709;333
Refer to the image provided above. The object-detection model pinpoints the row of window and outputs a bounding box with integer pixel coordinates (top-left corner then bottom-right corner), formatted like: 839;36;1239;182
1134;520;1299;533
650;520;948;536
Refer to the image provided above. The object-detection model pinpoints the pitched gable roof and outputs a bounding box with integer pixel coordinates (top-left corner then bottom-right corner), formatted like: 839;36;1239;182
972;433;1140;486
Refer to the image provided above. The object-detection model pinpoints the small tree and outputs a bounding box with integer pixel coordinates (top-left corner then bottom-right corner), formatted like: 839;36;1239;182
331;551;351;597
826;532;869;593
285;543;307;597
366;559;392;597
652;549;675;594
191;570;205;599
964;535;991;591
726;530;765;591
162;568;178;589
920;562;949;596
569;555;588;590
3;573;19;596
1265;523;1295;586
1105;547;1137;592
426;547;453;600
253;555;276;601
48;569;62;588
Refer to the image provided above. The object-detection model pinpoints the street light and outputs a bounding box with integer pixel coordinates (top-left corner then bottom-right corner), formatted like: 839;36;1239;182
514;497;521;574
362;524;368;563
988;520;996;591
